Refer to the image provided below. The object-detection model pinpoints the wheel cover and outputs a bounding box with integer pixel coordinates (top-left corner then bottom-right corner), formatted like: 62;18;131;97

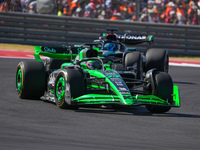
16;69;22;93
56;77;65;100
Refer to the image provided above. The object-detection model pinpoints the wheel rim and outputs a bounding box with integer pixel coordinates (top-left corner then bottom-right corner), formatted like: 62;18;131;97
56;77;65;100
16;69;22;93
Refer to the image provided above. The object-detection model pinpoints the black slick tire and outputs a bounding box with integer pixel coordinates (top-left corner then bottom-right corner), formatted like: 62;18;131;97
145;49;169;72
146;71;173;113
48;58;68;71
16;60;46;99
124;51;143;79
54;68;85;109
111;63;125;71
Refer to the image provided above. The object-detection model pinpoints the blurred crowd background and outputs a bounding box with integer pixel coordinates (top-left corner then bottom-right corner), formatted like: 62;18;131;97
0;0;199;25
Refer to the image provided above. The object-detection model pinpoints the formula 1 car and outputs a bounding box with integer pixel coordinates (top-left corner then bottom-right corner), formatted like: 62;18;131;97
16;32;180;113
93;29;169;77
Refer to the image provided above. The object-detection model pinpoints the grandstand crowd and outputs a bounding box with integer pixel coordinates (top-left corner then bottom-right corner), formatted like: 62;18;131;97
0;0;200;25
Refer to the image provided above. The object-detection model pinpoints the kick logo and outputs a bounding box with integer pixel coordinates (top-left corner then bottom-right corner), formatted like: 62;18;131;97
43;47;56;53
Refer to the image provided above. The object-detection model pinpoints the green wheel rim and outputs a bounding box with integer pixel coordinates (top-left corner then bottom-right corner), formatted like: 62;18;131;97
16;69;22;92
56;77;65;100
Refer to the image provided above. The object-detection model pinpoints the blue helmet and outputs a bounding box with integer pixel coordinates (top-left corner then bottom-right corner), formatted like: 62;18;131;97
104;43;115;51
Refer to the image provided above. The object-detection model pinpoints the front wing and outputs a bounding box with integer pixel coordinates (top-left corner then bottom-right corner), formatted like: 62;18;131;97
73;85;180;107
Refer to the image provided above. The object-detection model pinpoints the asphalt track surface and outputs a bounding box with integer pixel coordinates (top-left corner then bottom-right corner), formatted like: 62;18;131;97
0;58;200;150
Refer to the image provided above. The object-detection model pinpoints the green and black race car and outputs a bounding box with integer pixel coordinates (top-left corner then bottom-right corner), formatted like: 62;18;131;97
92;29;169;78
16;31;180;113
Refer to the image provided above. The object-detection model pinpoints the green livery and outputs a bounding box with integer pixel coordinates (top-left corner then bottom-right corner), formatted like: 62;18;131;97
16;30;180;113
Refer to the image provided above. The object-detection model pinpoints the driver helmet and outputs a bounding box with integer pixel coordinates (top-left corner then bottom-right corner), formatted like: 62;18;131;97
86;60;101;70
104;43;115;51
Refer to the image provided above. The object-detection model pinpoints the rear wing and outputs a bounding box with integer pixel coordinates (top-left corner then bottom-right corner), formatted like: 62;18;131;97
117;34;154;45
100;33;154;45
33;45;84;62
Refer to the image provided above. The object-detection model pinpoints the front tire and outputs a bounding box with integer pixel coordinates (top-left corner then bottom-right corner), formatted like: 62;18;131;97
146;71;173;113
54;68;85;109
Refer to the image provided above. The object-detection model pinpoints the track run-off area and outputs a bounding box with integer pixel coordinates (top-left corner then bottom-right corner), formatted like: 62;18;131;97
1;49;200;67
0;50;200;150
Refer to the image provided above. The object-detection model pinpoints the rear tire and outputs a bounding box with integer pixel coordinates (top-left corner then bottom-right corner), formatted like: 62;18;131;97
124;52;143;79
145;49;169;72
54;68;85;109
146;71;172;113
47;58;68;71
16;60;46;99
111;63;125;71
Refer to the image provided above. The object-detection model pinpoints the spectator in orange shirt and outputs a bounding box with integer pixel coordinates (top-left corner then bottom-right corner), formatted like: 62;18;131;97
165;1;174;16
63;4;71;16
70;0;78;15
165;1;176;23
187;1;197;25
176;4;186;24
0;2;8;11
110;13;122;20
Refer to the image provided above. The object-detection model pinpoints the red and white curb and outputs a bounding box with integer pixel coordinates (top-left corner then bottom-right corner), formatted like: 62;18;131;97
1;50;200;67
169;60;200;68
0;50;47;59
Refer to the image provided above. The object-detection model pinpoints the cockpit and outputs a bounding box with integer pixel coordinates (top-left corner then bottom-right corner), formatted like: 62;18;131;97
101;42;126;52
103;43;120;51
